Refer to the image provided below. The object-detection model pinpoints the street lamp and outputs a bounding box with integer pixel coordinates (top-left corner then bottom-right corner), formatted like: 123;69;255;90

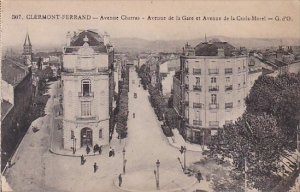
123;148;127;174
154;159;160;190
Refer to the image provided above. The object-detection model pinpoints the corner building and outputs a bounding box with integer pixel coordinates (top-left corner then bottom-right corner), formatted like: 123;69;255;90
62;30;114;150
173;41;249;145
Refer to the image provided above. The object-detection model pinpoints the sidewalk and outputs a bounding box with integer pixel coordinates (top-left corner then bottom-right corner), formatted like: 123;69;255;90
113;169;198;192
167;129;208;152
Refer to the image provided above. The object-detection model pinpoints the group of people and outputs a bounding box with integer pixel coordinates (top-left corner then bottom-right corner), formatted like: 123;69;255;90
80;145;116;173
85;144;102;155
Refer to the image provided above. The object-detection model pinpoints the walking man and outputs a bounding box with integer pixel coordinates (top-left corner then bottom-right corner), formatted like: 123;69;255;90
94;162;98;173
81;155;84;165
118;174;122;187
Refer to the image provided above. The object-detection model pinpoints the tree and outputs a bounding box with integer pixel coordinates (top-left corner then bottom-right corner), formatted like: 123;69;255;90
246;73;300;149
209;113;285;191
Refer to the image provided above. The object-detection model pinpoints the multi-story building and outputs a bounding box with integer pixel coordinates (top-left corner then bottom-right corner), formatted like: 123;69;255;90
1;58;32;170
173;41;255;145
62;30;114;150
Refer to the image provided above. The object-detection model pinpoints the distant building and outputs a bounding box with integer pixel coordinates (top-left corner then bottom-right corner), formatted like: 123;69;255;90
22;33;32;66
160;58;180;97
173;40;261;145
62;30;114;150
1;58;32;170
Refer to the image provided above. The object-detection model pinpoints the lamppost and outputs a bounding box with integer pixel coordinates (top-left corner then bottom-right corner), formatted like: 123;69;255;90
153;159;160;190
122;148;127;174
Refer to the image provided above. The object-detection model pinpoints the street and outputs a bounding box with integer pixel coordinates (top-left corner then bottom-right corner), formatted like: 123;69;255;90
3;70;207;192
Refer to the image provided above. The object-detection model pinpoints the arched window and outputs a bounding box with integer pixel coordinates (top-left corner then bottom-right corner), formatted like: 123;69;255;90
81;79;91;96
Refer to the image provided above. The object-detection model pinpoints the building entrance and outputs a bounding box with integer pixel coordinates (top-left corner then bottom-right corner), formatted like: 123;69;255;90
81;127;93;147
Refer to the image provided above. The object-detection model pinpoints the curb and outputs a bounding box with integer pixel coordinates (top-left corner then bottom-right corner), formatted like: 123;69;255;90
113;174;198;192
48;148;105;157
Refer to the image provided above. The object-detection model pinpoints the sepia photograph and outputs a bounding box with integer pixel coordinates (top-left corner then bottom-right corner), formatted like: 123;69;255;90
1;0;300;191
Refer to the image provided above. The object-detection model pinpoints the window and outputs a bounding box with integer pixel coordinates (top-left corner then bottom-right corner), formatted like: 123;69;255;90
211;77;217;83
71;130;74;139
185;67;189;74
225;102;233;109
196;77;200;86
81;101;91;116
211;94;217;104
225;68;233;74
193;103;203;108
193;68;201;75
226;77;230;83
208;69;219;75
99;129;102;139
82;79;91;96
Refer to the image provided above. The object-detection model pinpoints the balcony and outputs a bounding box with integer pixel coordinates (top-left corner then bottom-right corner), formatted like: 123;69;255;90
225;68;233;75
193;85;202;91
193;103;203;108
78;92;94;97
209;103;219;109
225;85;233;91
209;85;219;92
76;115;97;121
193;69;201;75
193;120;202;126
76;68;97;73
208;69;219;75
209;121;219;127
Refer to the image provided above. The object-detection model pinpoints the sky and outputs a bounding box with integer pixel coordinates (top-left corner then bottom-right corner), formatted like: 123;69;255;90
2;0;300;47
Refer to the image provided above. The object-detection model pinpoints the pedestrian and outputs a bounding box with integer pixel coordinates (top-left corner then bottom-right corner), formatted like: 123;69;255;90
118;174;122;187
111;149;115;157
93;144;97;155
109;147;112;157
81;155;84;165
196;171;203;183
94;162;98;173
133;113;135;118
86;145;90;154
99;146;102;155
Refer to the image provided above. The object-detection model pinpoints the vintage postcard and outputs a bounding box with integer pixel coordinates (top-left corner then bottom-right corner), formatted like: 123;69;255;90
1;0;300;192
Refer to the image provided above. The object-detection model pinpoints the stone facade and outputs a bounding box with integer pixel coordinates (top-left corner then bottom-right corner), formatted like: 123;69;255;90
62;30;114;150
173;40;261;145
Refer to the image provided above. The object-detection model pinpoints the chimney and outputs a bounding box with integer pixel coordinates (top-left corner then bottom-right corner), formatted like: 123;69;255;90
217;48;225;57
103;32;110;46
66;31;71;46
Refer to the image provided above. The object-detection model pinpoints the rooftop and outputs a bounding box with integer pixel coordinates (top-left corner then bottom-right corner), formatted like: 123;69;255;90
194;40;236;56
70;30;105;47
1;58;29;86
